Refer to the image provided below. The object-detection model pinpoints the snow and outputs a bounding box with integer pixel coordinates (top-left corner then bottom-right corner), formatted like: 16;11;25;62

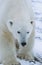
0;0;42;65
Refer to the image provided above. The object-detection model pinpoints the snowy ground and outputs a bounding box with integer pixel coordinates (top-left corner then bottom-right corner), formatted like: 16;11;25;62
32;0;42;54
0;0;42;65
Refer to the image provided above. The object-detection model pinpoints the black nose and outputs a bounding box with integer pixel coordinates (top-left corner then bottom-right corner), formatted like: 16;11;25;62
21;42;26;46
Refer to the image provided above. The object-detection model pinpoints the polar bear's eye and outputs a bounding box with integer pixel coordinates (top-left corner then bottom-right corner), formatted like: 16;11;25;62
10;21;13;26
27;32;29;34
17;31;20;34
30;21;33;24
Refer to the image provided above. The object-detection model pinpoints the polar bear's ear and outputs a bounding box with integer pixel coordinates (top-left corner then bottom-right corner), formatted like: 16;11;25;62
6;20;13;32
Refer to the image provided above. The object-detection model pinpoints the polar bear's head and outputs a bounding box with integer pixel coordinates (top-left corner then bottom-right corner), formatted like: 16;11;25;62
7;19;34;47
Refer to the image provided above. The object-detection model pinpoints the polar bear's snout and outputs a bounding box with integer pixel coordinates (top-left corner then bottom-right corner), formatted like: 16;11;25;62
21;42;26;47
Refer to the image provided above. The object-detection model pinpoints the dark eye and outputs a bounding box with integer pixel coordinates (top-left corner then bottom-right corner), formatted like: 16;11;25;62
10;21;13;26
30;21;33;24
27;32;29;34
17;31;20;34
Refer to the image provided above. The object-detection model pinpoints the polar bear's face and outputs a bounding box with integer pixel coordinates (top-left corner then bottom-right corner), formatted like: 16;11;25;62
7;19;33;47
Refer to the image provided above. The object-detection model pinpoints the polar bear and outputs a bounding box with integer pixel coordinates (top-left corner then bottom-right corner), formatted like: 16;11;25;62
0;0;35;65
6;0;35;61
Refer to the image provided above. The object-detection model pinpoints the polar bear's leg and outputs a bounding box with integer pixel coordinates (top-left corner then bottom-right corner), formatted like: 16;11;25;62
3;55;21;65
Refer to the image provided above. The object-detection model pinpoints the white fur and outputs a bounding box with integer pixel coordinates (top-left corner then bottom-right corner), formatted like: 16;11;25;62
0;0;35;65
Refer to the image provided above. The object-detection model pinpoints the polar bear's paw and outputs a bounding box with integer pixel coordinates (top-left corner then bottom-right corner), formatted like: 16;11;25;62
17;53;34;61
17;53;25;59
